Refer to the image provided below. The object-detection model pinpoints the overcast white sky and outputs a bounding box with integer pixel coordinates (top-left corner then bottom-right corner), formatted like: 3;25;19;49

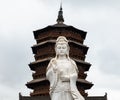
0;0;120;100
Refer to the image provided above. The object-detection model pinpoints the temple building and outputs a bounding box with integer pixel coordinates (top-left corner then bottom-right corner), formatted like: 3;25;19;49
19;5;107;100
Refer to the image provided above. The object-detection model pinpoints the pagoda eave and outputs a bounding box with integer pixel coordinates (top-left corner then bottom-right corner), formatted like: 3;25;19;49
26;78;93;90
77;79;93;89
33;25;87;40
32;40;89;55
29;57;91;71
72;58;91;71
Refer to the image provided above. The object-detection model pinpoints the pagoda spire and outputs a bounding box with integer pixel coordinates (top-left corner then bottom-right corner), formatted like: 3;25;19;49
56;2;64;24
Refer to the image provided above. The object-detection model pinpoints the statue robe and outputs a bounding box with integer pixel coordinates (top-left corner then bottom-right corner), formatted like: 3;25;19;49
46;58;85;100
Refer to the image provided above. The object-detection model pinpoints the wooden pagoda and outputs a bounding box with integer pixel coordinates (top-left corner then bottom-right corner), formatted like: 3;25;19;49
26;6;93;97
20;6;107;100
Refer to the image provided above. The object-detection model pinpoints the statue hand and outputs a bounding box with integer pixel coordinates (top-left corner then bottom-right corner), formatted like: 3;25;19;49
60;71;70;82
60;75;70;82
52;64;57;73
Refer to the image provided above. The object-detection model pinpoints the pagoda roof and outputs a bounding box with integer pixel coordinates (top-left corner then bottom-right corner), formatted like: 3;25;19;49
32;40;88;55
27;78;46;84
26;77;93;90
77;79;92;85
85;93;107;100
33;24;87;40
27;78;92;85
32;39;88;48
29;57;91;71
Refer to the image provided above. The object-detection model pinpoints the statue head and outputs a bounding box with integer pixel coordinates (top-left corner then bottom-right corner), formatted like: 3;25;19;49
55;36;70;58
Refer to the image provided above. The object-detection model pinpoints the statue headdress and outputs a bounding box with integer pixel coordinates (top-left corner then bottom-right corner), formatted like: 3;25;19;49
55;36;69;57
56;36;68;45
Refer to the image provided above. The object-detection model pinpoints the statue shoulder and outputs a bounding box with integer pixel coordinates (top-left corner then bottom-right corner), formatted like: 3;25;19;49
49;58;56;64
69;58;76;65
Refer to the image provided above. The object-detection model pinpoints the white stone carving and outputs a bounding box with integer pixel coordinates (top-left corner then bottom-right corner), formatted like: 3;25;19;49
46;36;85;100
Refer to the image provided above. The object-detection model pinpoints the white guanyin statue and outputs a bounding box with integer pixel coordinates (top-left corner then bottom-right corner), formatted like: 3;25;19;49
46;36;85;100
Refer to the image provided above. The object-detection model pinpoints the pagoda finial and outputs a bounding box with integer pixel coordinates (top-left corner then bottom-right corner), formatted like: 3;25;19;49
56;1;64;24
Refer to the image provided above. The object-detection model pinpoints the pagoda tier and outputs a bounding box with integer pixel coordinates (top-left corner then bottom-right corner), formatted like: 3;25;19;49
29;58;91;72
26;23;93;97
32;40;88;61
26;78;93;96
33;24;86;44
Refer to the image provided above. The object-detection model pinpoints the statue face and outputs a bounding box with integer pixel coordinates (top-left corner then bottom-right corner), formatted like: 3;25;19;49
56;43;68;56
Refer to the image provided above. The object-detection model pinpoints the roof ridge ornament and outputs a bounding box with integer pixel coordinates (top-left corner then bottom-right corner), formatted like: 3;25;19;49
56;2;64;24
